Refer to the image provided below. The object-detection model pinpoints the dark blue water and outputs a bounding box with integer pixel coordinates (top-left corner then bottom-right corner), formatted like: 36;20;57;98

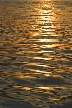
0;0;72;108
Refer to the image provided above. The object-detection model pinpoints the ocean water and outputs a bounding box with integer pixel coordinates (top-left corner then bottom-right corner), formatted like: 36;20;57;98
0;0;72;108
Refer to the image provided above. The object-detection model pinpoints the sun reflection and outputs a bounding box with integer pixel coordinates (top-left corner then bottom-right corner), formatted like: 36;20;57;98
0;0;72;107
13;85;31;91
44;73;63;78
29;0;63;49
37;86;54;90
39;2;56;35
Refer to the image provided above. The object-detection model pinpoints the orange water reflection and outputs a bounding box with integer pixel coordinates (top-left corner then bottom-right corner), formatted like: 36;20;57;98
0;0;72;107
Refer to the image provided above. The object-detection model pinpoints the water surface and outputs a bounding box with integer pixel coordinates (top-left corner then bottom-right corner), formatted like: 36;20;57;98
0;0;72;108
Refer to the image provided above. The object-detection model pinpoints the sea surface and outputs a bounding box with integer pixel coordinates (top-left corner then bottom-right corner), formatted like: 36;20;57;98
0;0;72;108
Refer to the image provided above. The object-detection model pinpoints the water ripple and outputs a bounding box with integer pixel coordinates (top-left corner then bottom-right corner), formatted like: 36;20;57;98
0;0;72;108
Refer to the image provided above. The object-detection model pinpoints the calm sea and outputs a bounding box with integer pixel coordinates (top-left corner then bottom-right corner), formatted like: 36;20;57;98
0;0;72;108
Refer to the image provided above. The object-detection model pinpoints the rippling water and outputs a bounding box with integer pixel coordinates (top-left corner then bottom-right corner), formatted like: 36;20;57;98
0;0;72;108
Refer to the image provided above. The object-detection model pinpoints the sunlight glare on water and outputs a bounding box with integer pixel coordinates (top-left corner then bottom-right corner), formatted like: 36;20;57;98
0;0;72;108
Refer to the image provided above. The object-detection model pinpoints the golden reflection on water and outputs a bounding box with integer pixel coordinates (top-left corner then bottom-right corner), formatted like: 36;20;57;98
13;85;31;91
0;0;72;107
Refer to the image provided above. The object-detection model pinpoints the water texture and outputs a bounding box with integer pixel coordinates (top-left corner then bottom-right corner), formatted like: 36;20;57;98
0;0;72;108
